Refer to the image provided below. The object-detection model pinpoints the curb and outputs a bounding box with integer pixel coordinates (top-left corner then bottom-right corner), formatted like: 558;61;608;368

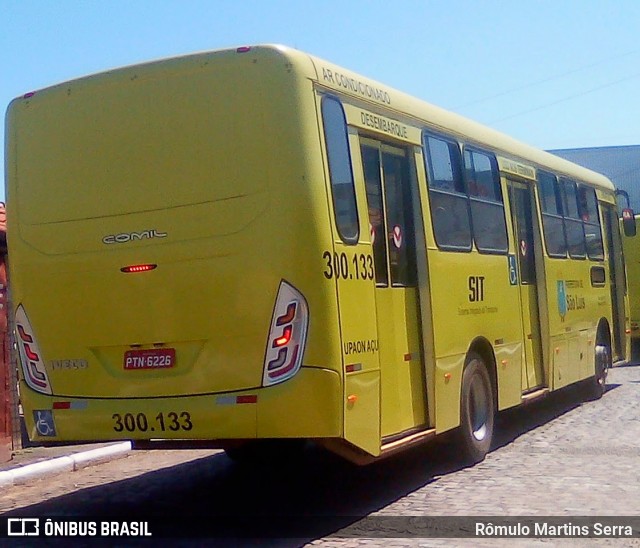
0;441;132;488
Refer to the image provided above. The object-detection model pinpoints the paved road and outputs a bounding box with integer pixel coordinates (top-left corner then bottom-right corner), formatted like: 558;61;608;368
1;365;639;546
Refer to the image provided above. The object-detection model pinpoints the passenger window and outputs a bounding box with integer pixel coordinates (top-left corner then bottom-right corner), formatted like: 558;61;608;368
511;187;537;284
425;136;465;193
321;96;359;244
539;171;563;216
465;150;500;201
464;148;508;254
361;144;417;287
382;152;416;287
538;171;567;258
561;178;586;259
423;133;472;251
578;185;604;260
361;145;389;286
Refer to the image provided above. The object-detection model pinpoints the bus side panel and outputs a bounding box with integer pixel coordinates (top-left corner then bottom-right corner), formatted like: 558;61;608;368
579;328;596;380
434;354;464;433
542;255;610;390
257;368;342;438
494;342;524;410
344;371;380;455
551;336;569;389
426;249;522;433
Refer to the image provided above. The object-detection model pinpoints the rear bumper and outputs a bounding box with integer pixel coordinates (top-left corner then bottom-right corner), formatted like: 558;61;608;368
21;367;342;443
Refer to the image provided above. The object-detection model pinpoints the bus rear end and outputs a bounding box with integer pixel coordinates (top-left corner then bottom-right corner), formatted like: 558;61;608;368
6;46;343;448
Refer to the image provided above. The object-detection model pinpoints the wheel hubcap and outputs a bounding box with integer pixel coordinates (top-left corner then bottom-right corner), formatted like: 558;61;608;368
595;344;610;387
469;373;489;441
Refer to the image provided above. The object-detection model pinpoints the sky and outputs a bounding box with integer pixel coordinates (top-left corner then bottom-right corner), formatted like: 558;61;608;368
2;0;640;201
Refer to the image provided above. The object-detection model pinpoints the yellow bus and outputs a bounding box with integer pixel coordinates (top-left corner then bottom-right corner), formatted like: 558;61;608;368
619;206;639;359
6;45;629;465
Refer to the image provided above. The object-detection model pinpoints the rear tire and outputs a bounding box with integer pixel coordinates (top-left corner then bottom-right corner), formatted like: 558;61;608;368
456;353;494;464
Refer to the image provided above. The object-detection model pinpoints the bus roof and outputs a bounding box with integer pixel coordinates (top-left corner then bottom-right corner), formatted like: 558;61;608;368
12;44;614;193
281;44;614;192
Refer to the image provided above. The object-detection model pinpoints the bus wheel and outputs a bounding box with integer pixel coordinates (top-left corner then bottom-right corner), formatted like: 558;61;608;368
456;353;494;464
588;342;610;400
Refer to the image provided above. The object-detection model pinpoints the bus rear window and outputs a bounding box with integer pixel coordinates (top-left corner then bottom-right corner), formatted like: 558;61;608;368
322;96;359;244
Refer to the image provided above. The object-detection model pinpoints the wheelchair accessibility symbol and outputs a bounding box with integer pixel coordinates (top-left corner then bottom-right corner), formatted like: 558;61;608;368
33;410;56;437
508;254;518;286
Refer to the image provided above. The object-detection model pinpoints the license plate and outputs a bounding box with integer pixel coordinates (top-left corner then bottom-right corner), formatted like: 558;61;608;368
124;348;176;370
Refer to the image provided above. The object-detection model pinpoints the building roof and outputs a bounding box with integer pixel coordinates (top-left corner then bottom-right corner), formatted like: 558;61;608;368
550;145;640;209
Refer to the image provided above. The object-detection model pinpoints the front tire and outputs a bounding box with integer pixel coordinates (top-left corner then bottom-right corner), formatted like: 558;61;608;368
456;353;494;464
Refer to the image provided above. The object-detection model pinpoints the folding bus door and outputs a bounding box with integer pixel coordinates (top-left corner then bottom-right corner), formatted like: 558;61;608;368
360;139;427;438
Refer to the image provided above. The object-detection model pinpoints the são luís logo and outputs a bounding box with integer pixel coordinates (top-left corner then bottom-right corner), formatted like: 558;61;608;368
557;280;567;319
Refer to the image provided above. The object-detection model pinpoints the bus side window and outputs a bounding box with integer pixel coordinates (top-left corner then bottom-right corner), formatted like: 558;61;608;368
561;178;587;259
464;148;508;254
361;145;389;286
423;132;472;251
382;152;417;287
321;96;359;244
577;184;604;261
538;170;567;258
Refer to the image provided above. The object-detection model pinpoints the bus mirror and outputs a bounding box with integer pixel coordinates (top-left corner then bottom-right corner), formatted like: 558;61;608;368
622;208;637;237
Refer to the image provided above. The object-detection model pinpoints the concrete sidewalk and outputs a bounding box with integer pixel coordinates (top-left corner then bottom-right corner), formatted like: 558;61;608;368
0;439;132;487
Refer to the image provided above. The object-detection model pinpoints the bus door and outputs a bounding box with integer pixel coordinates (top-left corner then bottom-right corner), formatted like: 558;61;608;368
509;181;545;391
360;139;427;438
602;204;626;361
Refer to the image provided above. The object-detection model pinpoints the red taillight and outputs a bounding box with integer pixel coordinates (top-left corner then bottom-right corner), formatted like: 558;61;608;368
25;345;40;361
53;402;71;410
120;264;157;273
15;305;52;395
273;326;292;347
263;281;309;386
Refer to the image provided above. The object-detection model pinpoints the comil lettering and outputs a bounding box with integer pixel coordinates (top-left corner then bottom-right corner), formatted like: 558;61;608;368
102;229;167;245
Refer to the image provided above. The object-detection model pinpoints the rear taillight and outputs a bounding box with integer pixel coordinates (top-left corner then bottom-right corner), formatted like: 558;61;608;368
262;281;309;386
15;305;52;395
120;263;157;273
